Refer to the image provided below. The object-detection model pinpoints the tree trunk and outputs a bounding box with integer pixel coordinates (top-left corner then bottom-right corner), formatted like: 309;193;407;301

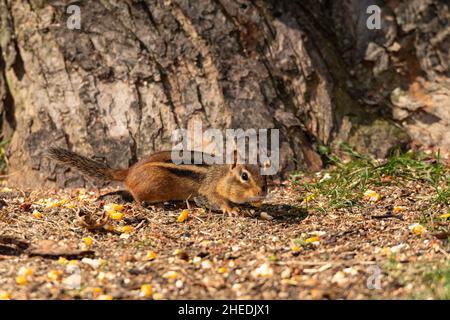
0;0;448;187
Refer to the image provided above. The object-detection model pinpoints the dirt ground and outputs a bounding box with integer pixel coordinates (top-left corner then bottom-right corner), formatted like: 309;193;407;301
0;161;448;300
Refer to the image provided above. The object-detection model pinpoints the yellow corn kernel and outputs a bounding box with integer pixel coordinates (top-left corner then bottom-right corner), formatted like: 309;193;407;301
409;223;426;235
177;209;189;223
108;211;124;220
58;257;68;265
152;293;163;300
217;267;227;274
140;284;153;297
47;199;67;208
83;237;93;248
92;287;103;298
65;202;75;209
145;251;157;261
173;248;183;255
439;213;450;220
393;206;405;213
15;276;28;285
117;226;133;233
103;224;115;232
104;203;124;212
305;236;320;243
47;270;62;282
32;210;43;219
302;194;315;204
76;193;88;201
18;267;33;277
291;245;302;252
363;190;381;202
163;271;178;280
0;291;10;300
97;294;113;300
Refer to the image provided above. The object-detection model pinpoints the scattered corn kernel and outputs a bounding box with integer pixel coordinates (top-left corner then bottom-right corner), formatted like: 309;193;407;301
97;294;113;300
108;211;124;220
163;271;178;280
76;193;88;201
83;237;93;247
92;287;103;298
140;284;153;297
363;190;381;202
15;276;28;285
439;213;450;220
393;206;405;213
217;267;228;274
103;224;115;232
46;199;67;208
409;223;426;235
305;236;320;243
302;194;315;204
47;270;62;282
381;247;392;256
0;291;10;300
152;293;163;300
18;267;33;277
291;245;302;252
173;249;183;255
58;257;68;265
104;203;124;212
32;210;43;219
117;226;133;233
177;209;189;223
145;251;157;261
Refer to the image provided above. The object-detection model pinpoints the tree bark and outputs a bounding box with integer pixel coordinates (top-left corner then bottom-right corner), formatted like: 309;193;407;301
0;0;448;187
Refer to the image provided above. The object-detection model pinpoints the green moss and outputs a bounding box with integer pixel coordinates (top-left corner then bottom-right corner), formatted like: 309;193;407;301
291;145;449;210
0;139;9;175
347;118;410;158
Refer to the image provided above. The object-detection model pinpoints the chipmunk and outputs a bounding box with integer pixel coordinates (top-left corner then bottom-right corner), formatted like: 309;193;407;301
47;148;267;215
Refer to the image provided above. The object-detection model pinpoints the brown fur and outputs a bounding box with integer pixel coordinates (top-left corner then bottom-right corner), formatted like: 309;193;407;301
47;148;267;214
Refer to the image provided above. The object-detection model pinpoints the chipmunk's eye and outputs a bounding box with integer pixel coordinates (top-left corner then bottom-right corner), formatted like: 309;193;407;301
241;171;249;181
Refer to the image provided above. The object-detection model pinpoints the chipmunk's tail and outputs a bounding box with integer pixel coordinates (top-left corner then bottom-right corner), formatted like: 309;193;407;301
47;147;128;181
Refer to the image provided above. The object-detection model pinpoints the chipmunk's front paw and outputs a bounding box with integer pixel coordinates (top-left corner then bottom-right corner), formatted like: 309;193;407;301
221;205;240;216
